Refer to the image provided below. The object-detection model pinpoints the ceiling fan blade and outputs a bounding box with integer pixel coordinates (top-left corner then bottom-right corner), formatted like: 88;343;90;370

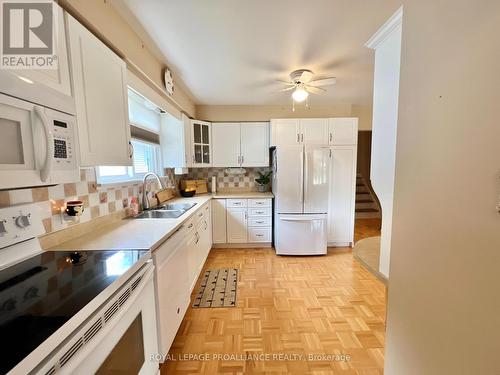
276;80;295;86
299;70;314;83
305;86;327;95
308;77;337;87
279;86;295;92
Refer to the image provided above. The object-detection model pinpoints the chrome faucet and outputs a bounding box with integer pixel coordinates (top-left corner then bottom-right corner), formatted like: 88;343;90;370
142;172;166;210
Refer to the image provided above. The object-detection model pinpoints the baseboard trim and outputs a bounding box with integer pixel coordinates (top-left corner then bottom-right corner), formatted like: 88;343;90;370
212;243;272;248
353;253;389;286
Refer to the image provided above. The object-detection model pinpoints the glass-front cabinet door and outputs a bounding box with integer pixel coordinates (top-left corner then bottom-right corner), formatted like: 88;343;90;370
191;120;211;167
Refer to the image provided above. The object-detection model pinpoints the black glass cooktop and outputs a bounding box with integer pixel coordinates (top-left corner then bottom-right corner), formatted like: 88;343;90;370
0;249;148;374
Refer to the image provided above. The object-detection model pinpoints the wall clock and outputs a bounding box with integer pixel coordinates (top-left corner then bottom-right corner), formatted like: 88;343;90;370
164;68;174;95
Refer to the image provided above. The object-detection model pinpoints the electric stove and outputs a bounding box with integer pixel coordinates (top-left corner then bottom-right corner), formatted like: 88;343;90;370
0;249;148;374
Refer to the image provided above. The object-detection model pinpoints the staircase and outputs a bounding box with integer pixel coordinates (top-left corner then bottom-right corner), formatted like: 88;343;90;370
355;174;381;219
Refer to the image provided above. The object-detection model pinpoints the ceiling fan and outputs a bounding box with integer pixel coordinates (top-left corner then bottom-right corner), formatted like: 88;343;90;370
278;69;337;110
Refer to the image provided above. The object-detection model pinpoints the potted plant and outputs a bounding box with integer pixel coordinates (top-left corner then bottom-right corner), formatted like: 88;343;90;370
255;171;272;192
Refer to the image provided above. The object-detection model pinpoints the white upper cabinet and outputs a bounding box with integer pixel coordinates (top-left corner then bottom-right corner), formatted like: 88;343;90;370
270;119;300;146
161;113;192;169
300;118;329;144
241;122;269;167
212;123;241;167
191;120;212;167
0;4;74;115
66;14;131;166
329;118;358;145
271;118;329;145
212;122;270;167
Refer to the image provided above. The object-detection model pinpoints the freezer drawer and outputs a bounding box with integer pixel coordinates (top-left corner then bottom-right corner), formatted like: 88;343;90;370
275;214;327;255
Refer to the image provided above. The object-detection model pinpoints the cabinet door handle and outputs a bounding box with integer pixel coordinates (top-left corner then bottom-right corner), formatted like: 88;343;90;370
204;220;207;230
128;141;134;159
198;212;203;217
188;223;193;228
297;133;300;143
241;155;244;164
301;134;304;142
195;232;199;244
329;133;333;142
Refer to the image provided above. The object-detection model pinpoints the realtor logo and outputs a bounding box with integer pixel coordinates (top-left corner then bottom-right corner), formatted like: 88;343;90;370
1;0;58;69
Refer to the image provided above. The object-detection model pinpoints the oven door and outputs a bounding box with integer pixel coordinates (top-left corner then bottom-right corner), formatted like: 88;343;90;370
0;94;53;189
35;263;159;375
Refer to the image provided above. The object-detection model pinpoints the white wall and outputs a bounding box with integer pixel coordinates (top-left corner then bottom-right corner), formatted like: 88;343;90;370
385;1;500;374
367;9;402;277
196;104;374;130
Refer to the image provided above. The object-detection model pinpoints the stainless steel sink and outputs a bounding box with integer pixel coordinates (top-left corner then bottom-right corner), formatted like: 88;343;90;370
134;210;185;219
158;202;197;211
133;202;197;219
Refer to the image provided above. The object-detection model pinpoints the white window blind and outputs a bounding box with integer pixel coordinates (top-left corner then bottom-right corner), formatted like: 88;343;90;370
96;140;161;184
128;88;161;133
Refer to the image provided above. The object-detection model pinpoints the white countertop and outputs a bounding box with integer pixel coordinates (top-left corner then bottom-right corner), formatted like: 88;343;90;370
48;195;212;252
48;191;274;253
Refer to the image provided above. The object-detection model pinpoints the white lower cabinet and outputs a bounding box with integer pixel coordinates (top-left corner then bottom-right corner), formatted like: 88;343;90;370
227;207;248;243
154;202;212;358
248;227;272;242
212;199;227;243
213;198;273;245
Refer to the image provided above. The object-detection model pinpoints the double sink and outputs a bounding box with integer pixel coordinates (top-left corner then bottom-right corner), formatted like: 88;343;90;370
134;202;197;219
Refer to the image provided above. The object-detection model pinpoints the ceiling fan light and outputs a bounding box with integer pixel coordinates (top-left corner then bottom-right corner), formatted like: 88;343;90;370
292;86;308;102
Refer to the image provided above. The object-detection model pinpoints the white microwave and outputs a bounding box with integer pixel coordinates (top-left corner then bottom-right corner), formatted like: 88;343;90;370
0;93;80;190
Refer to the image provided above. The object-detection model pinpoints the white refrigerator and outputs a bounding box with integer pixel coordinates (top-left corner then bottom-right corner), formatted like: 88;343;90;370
272;145;330;255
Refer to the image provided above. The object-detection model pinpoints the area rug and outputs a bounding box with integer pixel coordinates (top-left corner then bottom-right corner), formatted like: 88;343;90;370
192;268;238;308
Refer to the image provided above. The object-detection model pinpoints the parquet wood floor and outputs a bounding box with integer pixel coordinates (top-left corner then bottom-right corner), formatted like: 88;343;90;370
354;219;382;243
161;244;387;375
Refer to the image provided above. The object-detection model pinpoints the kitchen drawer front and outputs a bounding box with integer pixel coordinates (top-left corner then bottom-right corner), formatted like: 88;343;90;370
194;207;206;222
248;216;271;227
226;199;247;208
248;199;272;208
248;227;272;242
249;207;271;217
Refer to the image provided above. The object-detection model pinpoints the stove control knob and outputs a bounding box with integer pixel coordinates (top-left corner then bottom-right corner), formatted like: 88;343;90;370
15;214;31;229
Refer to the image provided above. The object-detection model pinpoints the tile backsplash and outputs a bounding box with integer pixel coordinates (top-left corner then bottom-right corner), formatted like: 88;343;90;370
0;166;270;237
185;167;271;191
0;168;177;235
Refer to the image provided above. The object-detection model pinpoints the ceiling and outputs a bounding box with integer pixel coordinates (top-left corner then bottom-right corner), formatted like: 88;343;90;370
116;0;401;106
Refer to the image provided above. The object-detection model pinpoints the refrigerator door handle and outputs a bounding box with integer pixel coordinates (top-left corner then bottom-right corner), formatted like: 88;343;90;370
280;217;313;222
304;149;308;202
299;149;304;203
280;215;326;221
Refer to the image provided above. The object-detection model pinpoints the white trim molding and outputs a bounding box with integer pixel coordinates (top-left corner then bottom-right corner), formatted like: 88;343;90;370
365;6;403;50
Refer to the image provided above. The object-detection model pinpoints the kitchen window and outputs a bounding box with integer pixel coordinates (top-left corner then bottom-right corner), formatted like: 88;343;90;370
96;89;164;184
96;139;161;184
